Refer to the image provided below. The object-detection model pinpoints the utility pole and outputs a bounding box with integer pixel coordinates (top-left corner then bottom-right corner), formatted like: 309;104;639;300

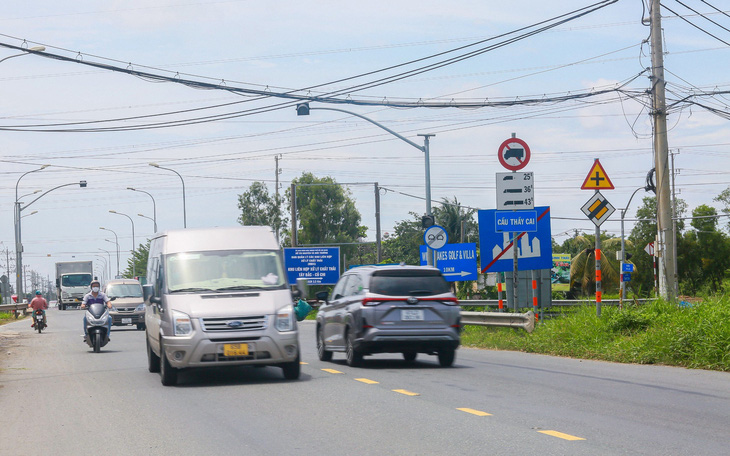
671;149;679;297
375;183;381;263
275;154;282;241
290;183;297;247
650;0;676;301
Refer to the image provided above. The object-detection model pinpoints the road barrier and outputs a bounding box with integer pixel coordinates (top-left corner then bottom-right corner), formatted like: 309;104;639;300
0;303;32;317
461;310;535;333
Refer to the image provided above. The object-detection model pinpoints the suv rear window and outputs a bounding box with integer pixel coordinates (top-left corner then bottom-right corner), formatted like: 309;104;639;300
369;270;450;296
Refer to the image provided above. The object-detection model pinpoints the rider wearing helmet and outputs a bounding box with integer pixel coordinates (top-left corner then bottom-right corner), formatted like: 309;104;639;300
28;290;48;328
80;279;112;341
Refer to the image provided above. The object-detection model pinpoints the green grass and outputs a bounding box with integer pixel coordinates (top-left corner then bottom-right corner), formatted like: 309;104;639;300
461;297;730;371
0;311;21;325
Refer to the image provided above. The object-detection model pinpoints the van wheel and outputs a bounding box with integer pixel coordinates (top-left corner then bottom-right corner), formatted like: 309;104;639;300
317;327;332;362
438;348;455;367
146;336;160;373
345;330;363;367
160;343;178;386
281;351;301;380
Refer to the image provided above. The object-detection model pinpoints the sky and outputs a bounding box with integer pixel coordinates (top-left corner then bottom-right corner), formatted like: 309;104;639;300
1;0;729;285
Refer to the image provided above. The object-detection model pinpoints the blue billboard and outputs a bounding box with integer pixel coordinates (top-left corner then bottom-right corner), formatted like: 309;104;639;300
478;206;552;273
420;243;478;282
284;247;340;285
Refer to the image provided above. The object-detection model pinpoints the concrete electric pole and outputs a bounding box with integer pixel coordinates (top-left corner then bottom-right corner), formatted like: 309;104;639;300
650;0;677;301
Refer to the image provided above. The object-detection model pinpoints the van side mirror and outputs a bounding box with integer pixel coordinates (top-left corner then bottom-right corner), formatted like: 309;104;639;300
296;278;308;300
143;284;155;302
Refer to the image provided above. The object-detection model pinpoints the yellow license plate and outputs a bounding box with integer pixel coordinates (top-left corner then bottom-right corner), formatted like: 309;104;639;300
223;343;249;357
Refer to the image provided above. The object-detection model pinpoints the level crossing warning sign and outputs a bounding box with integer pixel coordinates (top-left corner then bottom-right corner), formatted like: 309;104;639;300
581;159;614;190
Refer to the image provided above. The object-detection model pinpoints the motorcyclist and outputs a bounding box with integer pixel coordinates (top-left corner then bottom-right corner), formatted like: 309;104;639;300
80;279;112;341
28;290;48;328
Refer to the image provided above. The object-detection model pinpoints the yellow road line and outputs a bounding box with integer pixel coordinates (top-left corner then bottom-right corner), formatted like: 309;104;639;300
321;368;343;374
355;378;379;384
456;408;492;417
300;362;308;365
392;389;420;396
538;430;585;441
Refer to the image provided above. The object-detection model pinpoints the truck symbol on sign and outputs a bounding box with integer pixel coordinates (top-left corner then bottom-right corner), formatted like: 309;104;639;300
504;147;524;161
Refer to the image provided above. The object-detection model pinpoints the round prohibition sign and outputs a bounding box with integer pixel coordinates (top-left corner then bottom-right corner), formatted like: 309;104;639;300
498;137;531;171
424;225;448;250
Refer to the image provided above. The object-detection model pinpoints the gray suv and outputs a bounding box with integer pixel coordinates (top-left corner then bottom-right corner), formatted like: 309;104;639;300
104;279;145;330
315;265;461;367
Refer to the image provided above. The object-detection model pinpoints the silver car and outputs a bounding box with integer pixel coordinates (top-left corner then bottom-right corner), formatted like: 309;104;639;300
315;265;461;367
104;279;145;330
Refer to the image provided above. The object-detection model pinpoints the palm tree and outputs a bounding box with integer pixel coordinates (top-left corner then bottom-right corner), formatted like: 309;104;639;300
569;235;625;296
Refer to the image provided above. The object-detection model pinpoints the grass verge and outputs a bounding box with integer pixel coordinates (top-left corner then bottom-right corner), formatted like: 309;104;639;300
461;297;730;371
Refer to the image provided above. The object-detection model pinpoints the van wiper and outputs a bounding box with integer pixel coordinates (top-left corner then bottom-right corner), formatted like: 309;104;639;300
170;287;219;293
215;285;267;291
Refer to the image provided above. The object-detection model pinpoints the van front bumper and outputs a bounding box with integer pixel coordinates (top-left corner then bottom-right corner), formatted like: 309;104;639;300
161;332;299;368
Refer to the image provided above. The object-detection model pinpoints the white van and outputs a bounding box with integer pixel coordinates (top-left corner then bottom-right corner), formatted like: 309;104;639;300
143;226;301;386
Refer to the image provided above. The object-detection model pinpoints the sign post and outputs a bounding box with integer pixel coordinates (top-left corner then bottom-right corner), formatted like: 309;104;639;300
581;158;615;317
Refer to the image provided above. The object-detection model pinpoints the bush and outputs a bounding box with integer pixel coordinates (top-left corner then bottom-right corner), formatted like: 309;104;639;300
461;297;730;371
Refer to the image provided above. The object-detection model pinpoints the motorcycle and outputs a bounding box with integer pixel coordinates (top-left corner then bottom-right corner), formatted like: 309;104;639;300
84;302;111;353
34;310;46;333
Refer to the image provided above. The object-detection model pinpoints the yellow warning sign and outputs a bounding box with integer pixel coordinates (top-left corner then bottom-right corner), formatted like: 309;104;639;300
581;159;614;190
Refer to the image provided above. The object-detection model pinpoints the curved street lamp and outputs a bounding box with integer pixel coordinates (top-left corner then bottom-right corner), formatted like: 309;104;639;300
0;46;46;64
296;103;434;264
149;163;186;228
109;210;136;278
100;228;120;278
98;248;112;280
127;187;157;232
15;177;86;300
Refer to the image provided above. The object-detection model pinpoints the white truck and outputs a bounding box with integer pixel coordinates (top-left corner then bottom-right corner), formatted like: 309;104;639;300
56;261;93;310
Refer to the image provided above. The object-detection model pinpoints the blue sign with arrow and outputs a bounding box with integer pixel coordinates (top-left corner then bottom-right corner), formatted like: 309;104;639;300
420;243;477;282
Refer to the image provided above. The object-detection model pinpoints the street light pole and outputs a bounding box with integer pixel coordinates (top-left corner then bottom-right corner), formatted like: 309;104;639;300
15;165;50;302
109;211;136;278
100;228;120;278
98;248;112;281
620;186;648;307
148;163;186;228
0;46;46;64
127;187;157;232
296;103;436;265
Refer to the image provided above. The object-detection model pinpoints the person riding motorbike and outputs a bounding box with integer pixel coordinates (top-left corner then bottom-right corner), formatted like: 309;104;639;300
80;279;112;341
28;290;48;328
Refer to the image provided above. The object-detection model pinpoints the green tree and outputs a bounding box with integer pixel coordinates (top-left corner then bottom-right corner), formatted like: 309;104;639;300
432;196;478;244
381;212;422;266
681;204;730;294
287;172;366;262
714;187;730;232
123;240;150;281
568;234;622;296
237;181;286;237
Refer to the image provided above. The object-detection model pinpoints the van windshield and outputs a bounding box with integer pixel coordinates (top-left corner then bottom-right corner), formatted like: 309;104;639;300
106;283;143;298
61;274;92;287
165;250;286;293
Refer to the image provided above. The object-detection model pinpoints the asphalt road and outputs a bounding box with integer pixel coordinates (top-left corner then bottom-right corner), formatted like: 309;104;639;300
1;308;728;456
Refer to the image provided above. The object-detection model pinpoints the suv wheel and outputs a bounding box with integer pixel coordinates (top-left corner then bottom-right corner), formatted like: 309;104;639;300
345;330;363;367
437;347;456;367
403;352;417;363
317;327;333;362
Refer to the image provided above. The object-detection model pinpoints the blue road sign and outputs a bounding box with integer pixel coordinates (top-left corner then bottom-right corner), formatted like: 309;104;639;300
495;210;538;232
622;263;634;272
622;273;632;282
284;247;340;285
478;206;552;273
420;243;477;282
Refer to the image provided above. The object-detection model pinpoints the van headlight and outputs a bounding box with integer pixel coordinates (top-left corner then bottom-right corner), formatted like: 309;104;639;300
172;310;193;336
135;303;145;312
275;305;295;332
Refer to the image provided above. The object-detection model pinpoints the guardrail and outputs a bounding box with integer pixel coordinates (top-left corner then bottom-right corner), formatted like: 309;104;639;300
0;303;32;318
459;298;652;308
461;310;535;333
